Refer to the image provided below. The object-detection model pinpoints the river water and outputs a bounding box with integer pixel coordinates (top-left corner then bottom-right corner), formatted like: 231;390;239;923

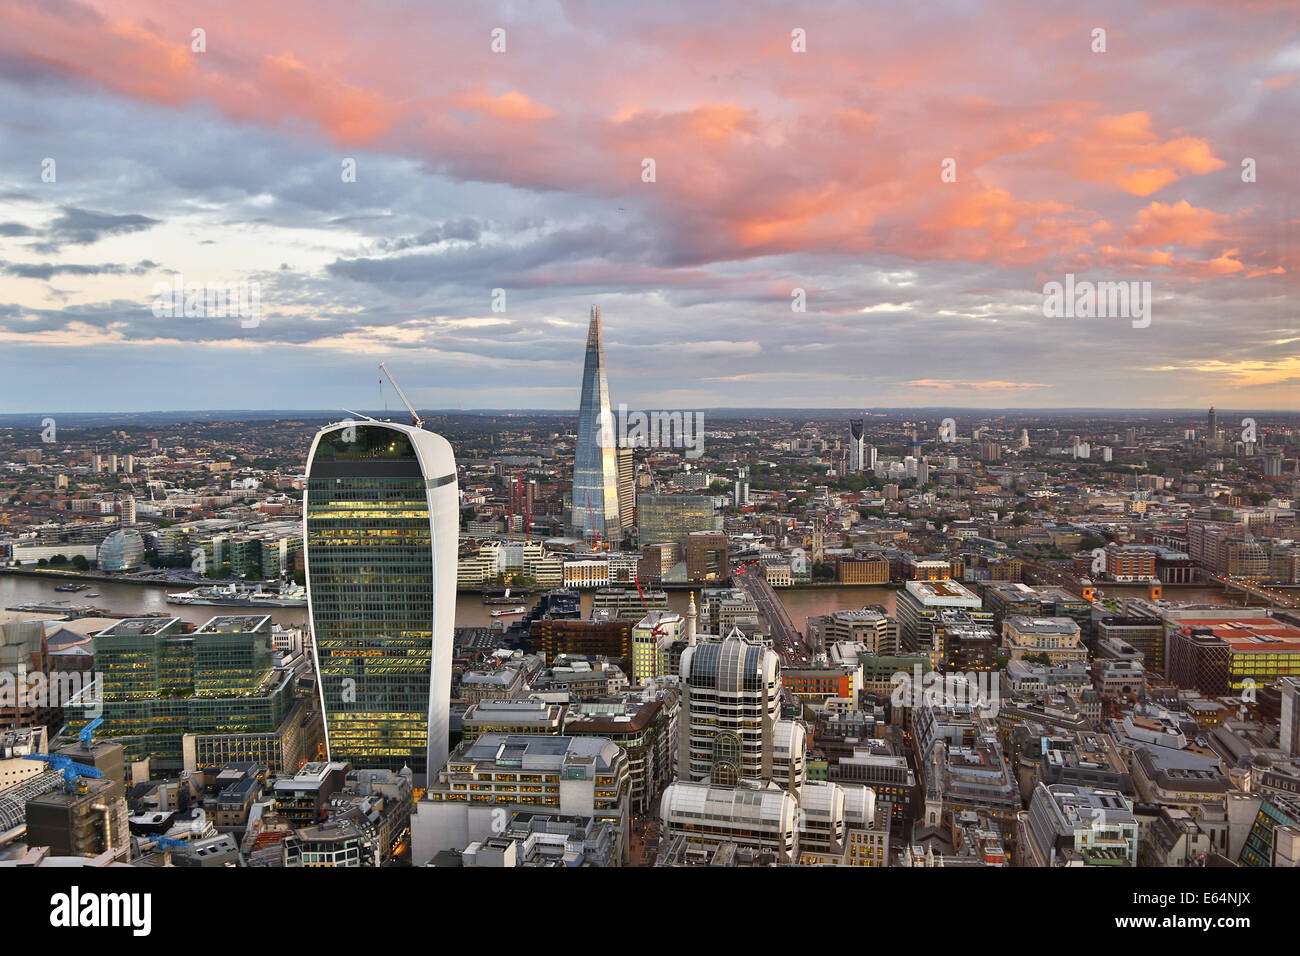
0;574;1245;633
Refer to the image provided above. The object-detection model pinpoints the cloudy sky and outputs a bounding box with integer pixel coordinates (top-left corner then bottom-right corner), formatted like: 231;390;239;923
0;0;1296;413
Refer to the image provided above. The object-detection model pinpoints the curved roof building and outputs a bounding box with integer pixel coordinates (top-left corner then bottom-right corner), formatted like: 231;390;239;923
304;420;458;782
660;781;799;863
679;631;792;788
97;529;145;572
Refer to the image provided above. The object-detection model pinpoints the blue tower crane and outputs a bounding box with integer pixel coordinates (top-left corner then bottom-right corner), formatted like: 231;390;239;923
24;753;104;793
78;716;105;749
148;835;192;852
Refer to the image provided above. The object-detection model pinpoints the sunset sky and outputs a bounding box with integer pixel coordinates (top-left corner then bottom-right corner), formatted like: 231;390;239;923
0;0;1296;413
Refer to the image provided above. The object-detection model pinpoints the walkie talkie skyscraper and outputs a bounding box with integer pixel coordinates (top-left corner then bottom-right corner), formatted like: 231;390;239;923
569;306;623;545
304;419;459;782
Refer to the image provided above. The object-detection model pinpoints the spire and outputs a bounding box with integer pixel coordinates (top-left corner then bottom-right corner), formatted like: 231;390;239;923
686;591;697;646
587;305;601;346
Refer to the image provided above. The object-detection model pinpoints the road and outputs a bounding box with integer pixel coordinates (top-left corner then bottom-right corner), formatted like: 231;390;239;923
734;564;806;664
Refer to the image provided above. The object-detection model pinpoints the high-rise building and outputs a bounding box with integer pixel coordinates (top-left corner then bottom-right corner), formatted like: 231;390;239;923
678;630;806;791
734;466;750;507
304;420;459;781
1207;406;1219;439
847;420;866;472
1280;677;1300;758
68;615;307;773
569;306;623;545
632;610;683;685
616;445;636;530
636;493;719;546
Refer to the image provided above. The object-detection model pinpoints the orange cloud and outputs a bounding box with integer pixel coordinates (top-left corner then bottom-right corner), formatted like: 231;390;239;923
1068;112;1226;196
1124;200;1230;247
457;88;556;122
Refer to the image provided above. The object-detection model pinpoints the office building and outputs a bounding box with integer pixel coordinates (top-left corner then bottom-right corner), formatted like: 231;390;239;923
1164;610;1300;697
530;617;632;666
412;734;631;866
24;775;130;862
96;529;145;571
460;699;566;744
733;467;750;507
616;446;636;530
678;631;806;791
1282;677;1300;758
847;420;866;472
684;531;728;583
632;610;683;685
895;580;990;667
1001;616;1087;664
1020;783;1138;867
564;690;680;814
569;306;623;545
74;615;300;772
805;608;897;656
304;419;459;781
636;494;720;546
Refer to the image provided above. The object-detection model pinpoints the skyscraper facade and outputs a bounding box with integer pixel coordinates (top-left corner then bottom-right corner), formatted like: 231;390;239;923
304;420;459;782
1208;406;1218;439
570;306;623;545
616;445;636;531
847;420;866;472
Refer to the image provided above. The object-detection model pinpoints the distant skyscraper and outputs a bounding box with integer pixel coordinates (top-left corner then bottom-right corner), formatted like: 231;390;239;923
304;420;459;781
848;420;866;472
616;446;636;530
734;466;750;507
570;306;623;545
1208;406;1218;439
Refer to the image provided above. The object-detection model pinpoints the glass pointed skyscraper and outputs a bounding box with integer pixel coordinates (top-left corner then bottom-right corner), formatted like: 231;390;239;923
569;306;623;545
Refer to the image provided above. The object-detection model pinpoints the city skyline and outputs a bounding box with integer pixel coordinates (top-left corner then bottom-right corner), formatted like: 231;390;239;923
0;1;1296;413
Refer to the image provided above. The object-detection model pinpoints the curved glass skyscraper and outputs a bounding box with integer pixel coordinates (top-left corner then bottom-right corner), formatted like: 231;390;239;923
304;420;458;782
569;305;623;545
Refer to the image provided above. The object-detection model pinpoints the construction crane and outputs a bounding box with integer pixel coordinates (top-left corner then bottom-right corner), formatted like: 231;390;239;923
147;835;191;851
378;362;423;428
78;717;105;749
24;753;104;794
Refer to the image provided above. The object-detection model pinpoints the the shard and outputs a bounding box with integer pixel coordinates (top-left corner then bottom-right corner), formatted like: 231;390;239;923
569;305;623;545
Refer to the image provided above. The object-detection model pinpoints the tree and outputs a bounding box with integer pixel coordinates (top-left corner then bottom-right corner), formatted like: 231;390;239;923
812;562;837;582
71;555;90;572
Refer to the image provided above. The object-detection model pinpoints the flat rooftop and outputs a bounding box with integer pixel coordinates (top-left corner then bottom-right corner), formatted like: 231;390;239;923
97;617;181;638
195;614;272;634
